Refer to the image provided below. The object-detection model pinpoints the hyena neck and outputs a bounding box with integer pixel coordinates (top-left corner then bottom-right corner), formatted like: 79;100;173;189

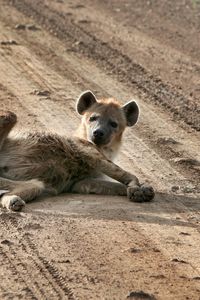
75;123;86;142
100;144;121;161
75;124;121;161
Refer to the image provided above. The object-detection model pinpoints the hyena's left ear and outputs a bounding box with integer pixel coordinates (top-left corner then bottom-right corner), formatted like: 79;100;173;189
76;90;97;115
122;100;139;126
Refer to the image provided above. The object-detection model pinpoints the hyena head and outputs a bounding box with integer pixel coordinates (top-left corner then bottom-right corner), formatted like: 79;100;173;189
76;91;139;159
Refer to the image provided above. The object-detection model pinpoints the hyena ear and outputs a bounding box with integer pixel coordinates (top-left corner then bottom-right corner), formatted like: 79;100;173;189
76;90;97;115
122;100;139;126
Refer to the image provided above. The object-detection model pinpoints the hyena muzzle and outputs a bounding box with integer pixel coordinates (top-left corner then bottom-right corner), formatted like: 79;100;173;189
0;91;155;211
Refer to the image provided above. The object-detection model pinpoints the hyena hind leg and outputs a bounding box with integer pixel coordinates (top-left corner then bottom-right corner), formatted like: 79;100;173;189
0;178;45;211
0;111;17;150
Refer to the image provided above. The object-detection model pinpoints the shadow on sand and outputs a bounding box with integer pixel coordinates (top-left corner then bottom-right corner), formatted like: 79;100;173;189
25;191;200;228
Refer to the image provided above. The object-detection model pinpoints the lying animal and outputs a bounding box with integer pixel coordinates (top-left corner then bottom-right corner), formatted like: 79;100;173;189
0;91;154;211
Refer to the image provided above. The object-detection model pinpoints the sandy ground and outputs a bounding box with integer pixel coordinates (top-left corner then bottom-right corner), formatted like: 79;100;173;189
0;0;200;299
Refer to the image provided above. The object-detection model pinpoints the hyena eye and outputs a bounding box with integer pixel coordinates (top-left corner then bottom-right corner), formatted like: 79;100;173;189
110;121;118;128
89;115;98;122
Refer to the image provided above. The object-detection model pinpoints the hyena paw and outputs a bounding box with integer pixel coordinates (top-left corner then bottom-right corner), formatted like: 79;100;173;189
1;195;25;211
0;111;17;126
127;184;155;202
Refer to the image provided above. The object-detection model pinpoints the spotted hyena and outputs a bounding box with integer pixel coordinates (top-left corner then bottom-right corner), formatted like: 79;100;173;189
0;91;154;211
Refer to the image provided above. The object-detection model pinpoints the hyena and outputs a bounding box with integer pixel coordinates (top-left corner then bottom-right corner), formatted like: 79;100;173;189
0;91;154;211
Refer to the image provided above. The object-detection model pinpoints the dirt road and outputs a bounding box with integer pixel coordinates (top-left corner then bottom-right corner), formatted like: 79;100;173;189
0;0;200;299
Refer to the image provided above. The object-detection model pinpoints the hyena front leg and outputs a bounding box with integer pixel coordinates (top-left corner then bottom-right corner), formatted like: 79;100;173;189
97;159;155;202
0;177;45;211
0;111;17;150
71;178;127;196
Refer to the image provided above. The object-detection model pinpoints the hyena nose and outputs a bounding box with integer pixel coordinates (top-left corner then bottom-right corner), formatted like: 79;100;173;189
93;129;104;138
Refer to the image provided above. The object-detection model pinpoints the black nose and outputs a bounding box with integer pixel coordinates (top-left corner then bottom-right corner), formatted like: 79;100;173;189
93;129;104;138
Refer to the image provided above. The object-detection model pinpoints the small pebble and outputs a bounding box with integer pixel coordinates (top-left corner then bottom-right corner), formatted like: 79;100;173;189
127;290;156;299
171;185;180;192
0;40;18;45
34;90;51;96
15;24;26;30
26;24;40;31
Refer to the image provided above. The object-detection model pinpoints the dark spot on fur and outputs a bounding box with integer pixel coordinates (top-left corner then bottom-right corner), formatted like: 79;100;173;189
3;166;9;172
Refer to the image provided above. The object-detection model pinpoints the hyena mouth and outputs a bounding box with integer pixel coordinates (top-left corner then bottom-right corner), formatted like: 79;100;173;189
91;136;110;146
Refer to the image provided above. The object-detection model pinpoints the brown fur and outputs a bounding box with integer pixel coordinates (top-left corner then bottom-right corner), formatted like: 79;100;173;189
0;92;155;211
76;97;126;160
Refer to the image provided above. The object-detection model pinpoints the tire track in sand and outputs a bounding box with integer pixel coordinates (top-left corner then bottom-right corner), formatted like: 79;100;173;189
0;214;75;300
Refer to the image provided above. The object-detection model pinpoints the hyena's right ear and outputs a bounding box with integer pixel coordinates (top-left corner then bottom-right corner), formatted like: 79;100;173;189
76;90;97;115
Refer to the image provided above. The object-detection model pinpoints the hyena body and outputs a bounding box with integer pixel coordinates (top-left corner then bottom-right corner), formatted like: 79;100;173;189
0;91;154;211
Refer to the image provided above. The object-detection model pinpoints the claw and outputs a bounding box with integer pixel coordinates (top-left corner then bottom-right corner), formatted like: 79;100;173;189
9;196;25;211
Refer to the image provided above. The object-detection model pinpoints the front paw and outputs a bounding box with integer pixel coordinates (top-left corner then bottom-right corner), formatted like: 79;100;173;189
9;196;25;211
1;194;25;211
127;184;155;202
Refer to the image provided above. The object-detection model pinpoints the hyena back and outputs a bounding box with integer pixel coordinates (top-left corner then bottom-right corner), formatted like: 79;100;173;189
0;91;154;211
